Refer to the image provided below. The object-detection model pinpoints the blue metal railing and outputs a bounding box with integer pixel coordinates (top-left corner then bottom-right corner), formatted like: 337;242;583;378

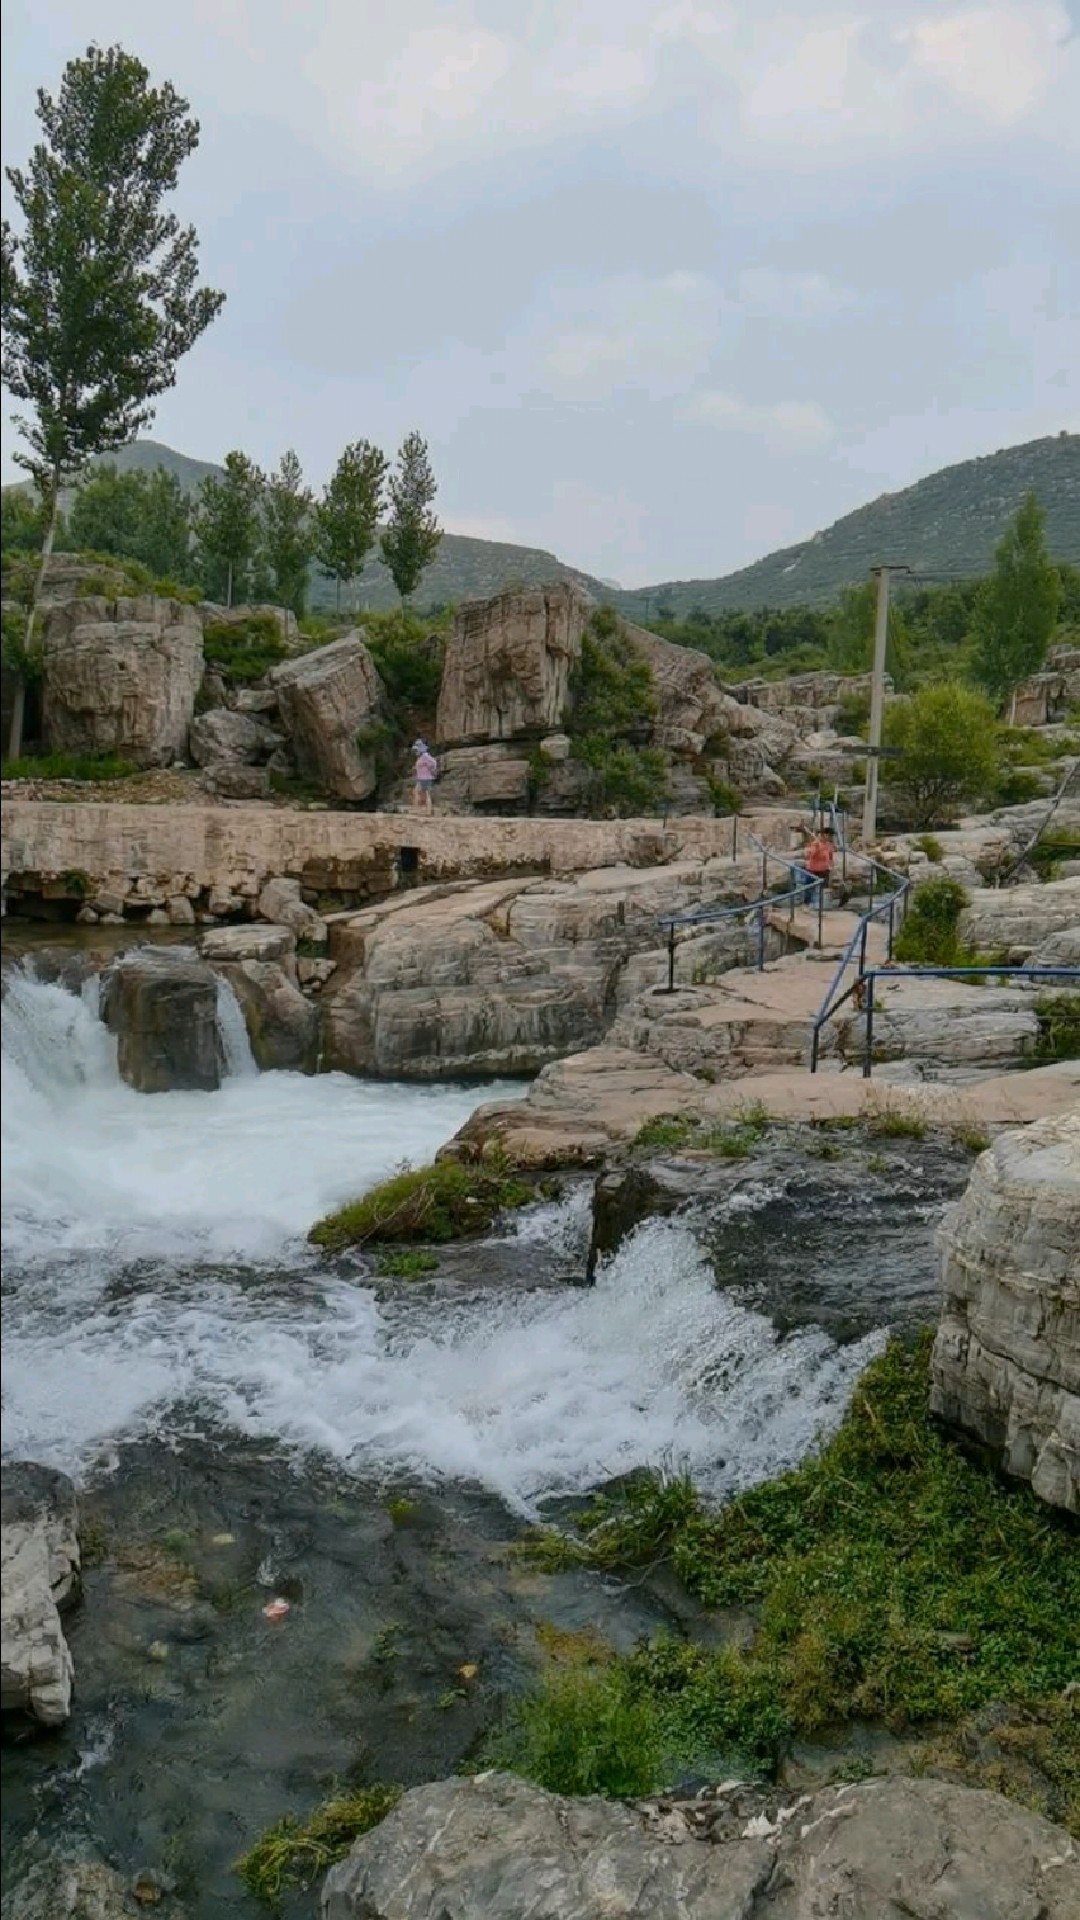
852;964;1080;1079
658;878;824;989
808;863;912;1071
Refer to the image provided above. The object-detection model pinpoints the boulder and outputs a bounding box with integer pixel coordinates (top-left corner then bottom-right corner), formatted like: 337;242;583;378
205;764;271;800
188;707;280;768
270;634;385;801
257;876;326;942
931;1112;1080;1511
1;1463;80;1729
436;583;588;746
617;621;731;754
101;948;225;1093
198;600;300;652
41;596;203;768
438;745;533;810
8;1860;187;1920
321;1772;1079;1920
201;924;297;971
214;958;317;1072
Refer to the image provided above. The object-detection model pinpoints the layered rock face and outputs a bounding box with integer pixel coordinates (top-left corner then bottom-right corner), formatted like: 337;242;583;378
1012;643;1080;727
322;1772;1079;1920
42;596;203;767
618;621;731;755
202;921;317;1072
320;862;724;1077
1;1464;81;1729
930;1112;1080;1511
436;582;587;746
101;948;225;1093
957;875;1080;961
271;634;385;801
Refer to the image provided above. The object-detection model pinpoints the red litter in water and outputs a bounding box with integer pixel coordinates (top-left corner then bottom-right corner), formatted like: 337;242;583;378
262;1597;290;1621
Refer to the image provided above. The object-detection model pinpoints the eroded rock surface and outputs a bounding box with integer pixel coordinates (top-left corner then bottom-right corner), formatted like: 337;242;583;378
101;948;224;1093
42;596;203;768
321;1772;1079;1920
270;634;385;801
931;1111;1080;1511
1;1464;80;1729
436;583;587;746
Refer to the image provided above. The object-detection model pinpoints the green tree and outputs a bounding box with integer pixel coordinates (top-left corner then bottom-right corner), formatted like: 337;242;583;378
380;430;442;607
827;581;909;684
970;493;1059;710
882;681;999;828
263;448;314;616
137;467;192;580
1;43;223;755
313;439;387;611
194;451;264;606
68;464;146;557
1;486;50;551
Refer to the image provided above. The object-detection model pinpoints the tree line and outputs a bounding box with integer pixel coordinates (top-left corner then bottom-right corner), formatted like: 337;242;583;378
0;431;443;615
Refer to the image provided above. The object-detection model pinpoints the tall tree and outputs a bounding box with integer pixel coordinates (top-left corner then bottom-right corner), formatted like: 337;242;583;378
68;464;146;557
380;430;442;607
263;448;314;616
194;451;264;606
138;467;193;581
313;439;387;611
0;43;224;755
971;493;1060;711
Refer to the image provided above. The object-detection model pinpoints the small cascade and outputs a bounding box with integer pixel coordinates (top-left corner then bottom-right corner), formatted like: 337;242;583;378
214;974;257;1078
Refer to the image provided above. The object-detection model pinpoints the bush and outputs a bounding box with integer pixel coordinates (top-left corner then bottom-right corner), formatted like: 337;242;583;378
893;877;971;966
707;777;741;817
567;618;656;740
203;614;288;686
882;682;1000;827
576;737;669;816
1034;993;1080;1062
915;833;944;864
992;768;1043;808
363;614;445;718
309;1156;532;1251
1;750;139;782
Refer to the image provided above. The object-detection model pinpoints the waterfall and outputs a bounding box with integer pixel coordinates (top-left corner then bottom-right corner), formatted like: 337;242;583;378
215;975;257;1078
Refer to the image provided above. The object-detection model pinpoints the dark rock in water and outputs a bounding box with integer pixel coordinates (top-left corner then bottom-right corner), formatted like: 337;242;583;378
7;1859;186;1920
1;1463;81;1730
588;1161;697;1277
321;1771;1080;1920
101;949;224;1093
213;957;317;1072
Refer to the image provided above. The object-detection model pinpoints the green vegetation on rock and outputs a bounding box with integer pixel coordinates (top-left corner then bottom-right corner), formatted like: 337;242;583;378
235;1784;401;1903
1;749;139;782
560;610;669;815
309;1157;532;1252
1034;993;1080;1063
502;1338;1079;1821
202;613;288;686
893;878;972;967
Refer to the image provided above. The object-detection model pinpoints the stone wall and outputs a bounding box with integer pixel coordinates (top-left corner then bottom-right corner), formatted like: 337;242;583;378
1;800;805;921
930;1112;1080;1512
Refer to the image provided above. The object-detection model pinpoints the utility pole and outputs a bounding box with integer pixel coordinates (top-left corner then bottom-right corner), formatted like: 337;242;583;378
861;565;892;847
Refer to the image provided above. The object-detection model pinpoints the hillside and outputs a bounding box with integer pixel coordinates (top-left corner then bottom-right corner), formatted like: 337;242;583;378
614;434;1080;620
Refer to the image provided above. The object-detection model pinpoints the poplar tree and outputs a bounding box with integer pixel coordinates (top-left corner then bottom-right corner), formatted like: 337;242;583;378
193;451;264;606
313;439;387;612
971;494;1060;711
380;430;442;607
1;43;224;754
263;449;314;616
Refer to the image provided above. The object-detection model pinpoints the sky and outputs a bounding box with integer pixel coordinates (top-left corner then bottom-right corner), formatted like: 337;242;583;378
1;1;1078;588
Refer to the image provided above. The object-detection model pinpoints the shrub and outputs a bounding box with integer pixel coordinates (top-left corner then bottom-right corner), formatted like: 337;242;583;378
202;614;288;686
1;750;139;782
915;833;944;864
576;737;669;816
567;618;656;740
992;768;1043;808
364;615;445;718
309;1156;532;1251
893;877;971;967
1;603;44;685
882;681;1000;827
1034;993;1080;1063
235;1785;401;1903
707;777;742;817
375;1248;439;1279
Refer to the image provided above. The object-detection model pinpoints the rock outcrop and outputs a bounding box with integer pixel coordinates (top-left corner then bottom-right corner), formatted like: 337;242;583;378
270;635;385;802
8;1860;187;1920
188;707;281;770
1011;643;1080;727
1;1463;80;1729
957;876;1080;961
618;621;731;755
101;948;225;1093
437;583;588;746
42;596;203;768
321;1772;1079;1920
931;1112;1080;1511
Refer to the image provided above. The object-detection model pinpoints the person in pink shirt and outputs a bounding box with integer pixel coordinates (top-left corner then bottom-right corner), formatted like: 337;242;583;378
412;739;438;813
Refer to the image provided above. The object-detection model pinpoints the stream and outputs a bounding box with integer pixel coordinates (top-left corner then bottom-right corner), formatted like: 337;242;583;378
1;959;971;1913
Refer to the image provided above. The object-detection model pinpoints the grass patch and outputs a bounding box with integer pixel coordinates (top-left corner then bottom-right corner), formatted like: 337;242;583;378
866;1107;929;1141
235;1784;401;1904
1;750;139;782
375;1248;440;1279
634;1105;770;1157
1034;992;1080;1063
203;613;288;686
500;1338;1079;1814
915;833;944;863
309;1157;532;1252
485;1664;665;1799
952;1125;991;1154
1028;829;1080;880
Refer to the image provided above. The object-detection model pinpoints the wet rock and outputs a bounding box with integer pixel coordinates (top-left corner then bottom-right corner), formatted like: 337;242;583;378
436;583;588;746
41;597;203;769
1;1463;80;1729
931;1111;1080;1512
101;949;224;1093
321;1772;1080;1920
201;923;297;970
7;1860;186;1920
270;634;385;802
215;958;318;1072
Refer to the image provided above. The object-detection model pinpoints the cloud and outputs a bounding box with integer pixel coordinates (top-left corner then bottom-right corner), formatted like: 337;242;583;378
901;4;1072;123
532;271;721;401
731;267;853;320
686;391;837;450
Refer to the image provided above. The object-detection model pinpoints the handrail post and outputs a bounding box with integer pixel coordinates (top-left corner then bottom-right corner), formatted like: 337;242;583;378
868;864;876;911
731;813;738;862
757;902;765;972
666;922;676;993
863;974;875;1079
810;1023;820;1073
841;810;847;882
887;897;896;962
761;847;769;894
817;878;825;949
859;919;868;976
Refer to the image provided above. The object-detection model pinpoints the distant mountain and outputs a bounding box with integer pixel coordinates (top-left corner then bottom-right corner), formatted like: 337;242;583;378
10;430;1077;614
613;433;1080;620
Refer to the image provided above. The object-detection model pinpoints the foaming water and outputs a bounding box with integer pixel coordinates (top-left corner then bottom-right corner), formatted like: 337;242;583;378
3;969;881;1514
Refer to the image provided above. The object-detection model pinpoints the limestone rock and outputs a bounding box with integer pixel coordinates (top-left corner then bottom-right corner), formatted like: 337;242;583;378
1;1464;80;1729
101;948;225;1093
214;958;317;1072
188;707;280;769
8;1859;187;1920
199;600;300;652
206;764;271;801
438;745;532;810
257;876;326;942
618;621;731;754
436;583;588;746
201;924;297;971
270;635;385;801
958;876;1080;960
931;1112;1080;1511
42;596;203;768
321;1772;1079;1920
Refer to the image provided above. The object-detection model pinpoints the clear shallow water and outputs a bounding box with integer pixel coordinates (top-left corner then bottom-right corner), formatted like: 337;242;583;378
1;971;881;1513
